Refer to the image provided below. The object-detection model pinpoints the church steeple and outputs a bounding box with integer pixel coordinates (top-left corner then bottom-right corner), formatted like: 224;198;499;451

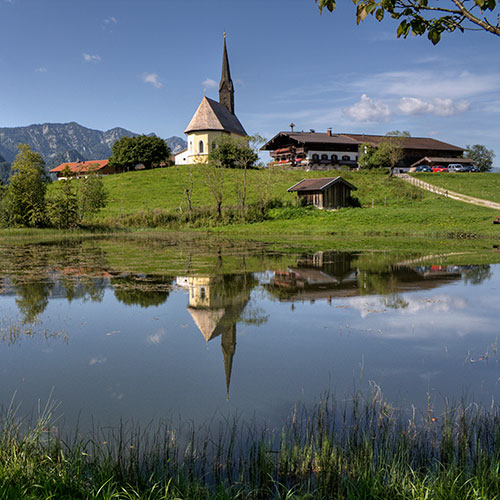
219;33;235;115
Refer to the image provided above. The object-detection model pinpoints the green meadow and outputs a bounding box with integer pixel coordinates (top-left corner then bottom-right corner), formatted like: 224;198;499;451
85;167;500;239
412;172;500;204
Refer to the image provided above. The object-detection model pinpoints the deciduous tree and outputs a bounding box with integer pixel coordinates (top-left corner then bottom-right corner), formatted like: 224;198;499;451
316;0;500;44
6;144;48;227
465;144;495;172
108;135;171;170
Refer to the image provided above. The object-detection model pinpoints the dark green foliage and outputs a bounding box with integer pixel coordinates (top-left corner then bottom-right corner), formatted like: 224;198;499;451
465;144;496;172
316;0;500;43
108;135;171;170
5;144;48;228
209;135;258;169
78;172;108;222
46;169;79;229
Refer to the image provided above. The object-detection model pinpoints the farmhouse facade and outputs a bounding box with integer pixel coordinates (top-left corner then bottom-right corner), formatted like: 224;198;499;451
263;130;466;171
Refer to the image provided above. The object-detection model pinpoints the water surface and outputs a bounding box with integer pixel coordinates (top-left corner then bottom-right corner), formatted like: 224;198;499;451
1;237;499;430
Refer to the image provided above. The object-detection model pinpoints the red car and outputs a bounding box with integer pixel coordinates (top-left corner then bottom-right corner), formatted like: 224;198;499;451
432;165;448;172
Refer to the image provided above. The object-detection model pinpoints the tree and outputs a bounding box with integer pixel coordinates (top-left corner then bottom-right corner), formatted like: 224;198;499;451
316;0;500;44
46;167;79;229
358;132;405;175
108;135;171;170
6;144;48;227
77;170;108;222
208;135;259;217
465;144;495;172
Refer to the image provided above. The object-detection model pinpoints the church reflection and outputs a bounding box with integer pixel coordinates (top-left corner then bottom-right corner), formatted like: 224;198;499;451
177;274;256;399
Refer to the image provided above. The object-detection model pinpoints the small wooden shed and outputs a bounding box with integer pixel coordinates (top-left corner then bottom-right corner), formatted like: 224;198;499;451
287;176;357;209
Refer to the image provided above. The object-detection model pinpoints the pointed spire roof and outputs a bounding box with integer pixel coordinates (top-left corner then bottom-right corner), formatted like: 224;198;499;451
184;96;246;136
219;34;232;91
219;33;235;115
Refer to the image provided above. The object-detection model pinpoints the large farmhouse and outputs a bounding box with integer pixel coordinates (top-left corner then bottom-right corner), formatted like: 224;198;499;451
175;35;247;165
262;129;466;171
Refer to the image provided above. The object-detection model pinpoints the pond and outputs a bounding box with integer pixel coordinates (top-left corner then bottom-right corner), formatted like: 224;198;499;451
1;236;499;432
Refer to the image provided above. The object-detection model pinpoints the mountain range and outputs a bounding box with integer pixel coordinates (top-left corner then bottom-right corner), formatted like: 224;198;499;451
0;122;187;182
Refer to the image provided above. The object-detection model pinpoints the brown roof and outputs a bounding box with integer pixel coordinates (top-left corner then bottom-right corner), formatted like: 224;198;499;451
410;156;474;168
262;131;464;152
50;160;109;173
184;96;247;136
288;176;357;192
341;134;464;151
262;131;358;150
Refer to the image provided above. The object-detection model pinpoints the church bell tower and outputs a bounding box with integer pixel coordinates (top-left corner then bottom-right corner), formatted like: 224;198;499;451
219;33;235;115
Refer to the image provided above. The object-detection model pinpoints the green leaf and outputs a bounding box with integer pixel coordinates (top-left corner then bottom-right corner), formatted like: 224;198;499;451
357;6;369;23
375;8;384;20
428;29;441;45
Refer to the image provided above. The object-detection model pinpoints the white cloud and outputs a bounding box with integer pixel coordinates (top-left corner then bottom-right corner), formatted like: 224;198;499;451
83;53;101;63
344;94;391;122
399;97;470;116
35;67;48;73
104;16;118;24
147;328;166;345
202;78;217;88
89;357;107;366
352;70;500;100
143;73;163;88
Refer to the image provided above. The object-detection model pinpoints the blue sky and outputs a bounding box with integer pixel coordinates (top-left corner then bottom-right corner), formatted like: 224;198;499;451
0;0;498;165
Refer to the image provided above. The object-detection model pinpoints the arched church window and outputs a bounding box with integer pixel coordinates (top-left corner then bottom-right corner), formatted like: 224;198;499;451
199;140;204;153
321;154;328;160
312;154;319;161
342;155;350;161
331;154;338;161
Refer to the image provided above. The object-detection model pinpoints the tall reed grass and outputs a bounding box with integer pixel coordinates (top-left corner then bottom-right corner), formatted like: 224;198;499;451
1;388;500;499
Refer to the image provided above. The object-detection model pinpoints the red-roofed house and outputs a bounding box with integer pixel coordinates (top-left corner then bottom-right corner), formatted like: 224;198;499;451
50;160;124;179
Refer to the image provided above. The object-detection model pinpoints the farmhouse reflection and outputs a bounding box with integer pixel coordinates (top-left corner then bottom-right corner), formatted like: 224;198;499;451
177;273;257;398
266;251;486;303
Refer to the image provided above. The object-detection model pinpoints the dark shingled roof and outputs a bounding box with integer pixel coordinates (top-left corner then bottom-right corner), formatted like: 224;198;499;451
262;131;464;152
262;132;358;150
288;176;357;192
184;96;247;136
341;133;464;151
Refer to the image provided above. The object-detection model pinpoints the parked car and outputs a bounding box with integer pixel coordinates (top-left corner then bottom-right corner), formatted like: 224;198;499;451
461;166;479;172
448;163;466;172
415;165;432;172
432;165;449;172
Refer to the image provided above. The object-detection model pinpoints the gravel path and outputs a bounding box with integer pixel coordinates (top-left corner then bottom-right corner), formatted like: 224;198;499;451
397;173;500;211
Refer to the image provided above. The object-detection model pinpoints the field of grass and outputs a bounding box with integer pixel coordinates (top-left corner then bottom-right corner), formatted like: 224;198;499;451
81;167;426;218
40;167;500;241
412;172;500;203
2;392;500;499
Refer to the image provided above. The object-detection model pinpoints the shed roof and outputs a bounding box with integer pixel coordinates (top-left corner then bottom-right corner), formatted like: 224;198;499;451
50;160;109;174
410;156;474;168
288;176;357;192
184;96;247;136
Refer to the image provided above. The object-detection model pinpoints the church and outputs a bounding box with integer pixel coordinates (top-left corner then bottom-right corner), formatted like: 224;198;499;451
175;36;247;165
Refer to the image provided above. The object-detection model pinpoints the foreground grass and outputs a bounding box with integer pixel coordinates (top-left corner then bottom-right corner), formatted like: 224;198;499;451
2;392;500;499
413;173;500;204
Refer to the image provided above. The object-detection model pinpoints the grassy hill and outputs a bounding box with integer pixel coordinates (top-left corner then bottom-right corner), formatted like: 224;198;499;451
412;172;500;203
97;166;425;218
45;167;500;240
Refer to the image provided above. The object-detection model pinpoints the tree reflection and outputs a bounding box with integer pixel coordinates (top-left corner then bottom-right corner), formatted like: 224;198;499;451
113;275;173;308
